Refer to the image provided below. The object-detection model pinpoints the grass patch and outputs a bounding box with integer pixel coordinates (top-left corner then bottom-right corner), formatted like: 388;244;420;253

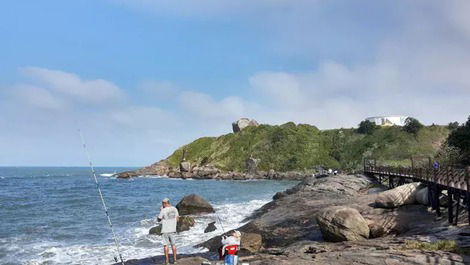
402;240;467;254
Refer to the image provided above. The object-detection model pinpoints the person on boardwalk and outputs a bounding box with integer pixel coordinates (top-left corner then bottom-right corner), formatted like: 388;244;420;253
158;198;180;265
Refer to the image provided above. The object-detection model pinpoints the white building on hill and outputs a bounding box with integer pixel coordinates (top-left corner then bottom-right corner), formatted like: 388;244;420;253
366;116;408;126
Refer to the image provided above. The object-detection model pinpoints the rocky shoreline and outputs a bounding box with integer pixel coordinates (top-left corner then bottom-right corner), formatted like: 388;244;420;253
120;174;470;265
116;160;311;181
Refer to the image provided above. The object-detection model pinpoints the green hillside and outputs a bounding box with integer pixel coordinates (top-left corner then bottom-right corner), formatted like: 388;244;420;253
165;123;449;172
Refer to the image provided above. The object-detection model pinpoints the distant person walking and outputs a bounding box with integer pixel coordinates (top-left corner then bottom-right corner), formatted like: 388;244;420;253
158;198;180;265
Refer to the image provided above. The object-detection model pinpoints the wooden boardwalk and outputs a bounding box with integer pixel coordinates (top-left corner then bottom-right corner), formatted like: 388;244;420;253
363;159;470;225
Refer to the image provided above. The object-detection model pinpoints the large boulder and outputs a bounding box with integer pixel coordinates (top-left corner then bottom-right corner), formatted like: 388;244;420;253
316;206;370;242
232;118;259;133
241;232;263;254
176;194;215;215
375;182;421;208
149;216;195;235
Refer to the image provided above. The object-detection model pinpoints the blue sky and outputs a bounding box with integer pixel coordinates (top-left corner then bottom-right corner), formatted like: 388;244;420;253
1;0;469;166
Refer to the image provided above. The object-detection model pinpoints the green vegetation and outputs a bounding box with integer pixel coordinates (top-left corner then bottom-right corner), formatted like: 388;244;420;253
357;120;378;135
164;121;449;172
447;116;470;166
403;117;424;134
402;240;468;254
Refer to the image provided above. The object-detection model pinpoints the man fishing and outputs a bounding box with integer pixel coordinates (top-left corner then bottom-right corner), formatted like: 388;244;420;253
158;198;180;265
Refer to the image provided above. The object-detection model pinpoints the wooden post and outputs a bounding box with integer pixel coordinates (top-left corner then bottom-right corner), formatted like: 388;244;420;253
454;191;460;225
466;167;470;225
448;188;454;224
436;185;441;217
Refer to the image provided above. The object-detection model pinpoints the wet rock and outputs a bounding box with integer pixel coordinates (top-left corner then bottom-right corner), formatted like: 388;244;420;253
316;206;370;242
178;216;196;232
176;194;215;215
204;222;217;233
149;225;162;235
375;182;421;208
149;216;195;235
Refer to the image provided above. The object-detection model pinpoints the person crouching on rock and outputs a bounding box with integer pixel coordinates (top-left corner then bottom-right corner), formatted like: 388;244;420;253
219;230;241;265
158;198;180;265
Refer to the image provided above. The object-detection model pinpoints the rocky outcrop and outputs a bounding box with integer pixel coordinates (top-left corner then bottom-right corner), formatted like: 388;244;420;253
375;182;421;208
180;161;191;172
117;160;311;181
204;222;217;233
131;175;470;265
316;206;370;242
117;161;172;178
149;216;196;235
240;232;263;254
246;157;258;175
178;216;196;232
176;194;215;215
232;118;259;133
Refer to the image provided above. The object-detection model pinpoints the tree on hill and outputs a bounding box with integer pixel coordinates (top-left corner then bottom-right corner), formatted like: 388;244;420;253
447;121;460;131
357;120;377;135
447;116;470;166
403;117;424;134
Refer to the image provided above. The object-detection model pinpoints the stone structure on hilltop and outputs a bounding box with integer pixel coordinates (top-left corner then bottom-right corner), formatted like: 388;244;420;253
232;118;259;133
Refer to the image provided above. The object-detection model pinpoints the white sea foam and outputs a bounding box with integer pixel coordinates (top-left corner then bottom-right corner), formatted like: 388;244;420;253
17;199;268;265
99;173;115;177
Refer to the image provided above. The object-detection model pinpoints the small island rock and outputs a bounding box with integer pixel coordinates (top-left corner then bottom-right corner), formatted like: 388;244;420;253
176;194;215;215
204;222;217;233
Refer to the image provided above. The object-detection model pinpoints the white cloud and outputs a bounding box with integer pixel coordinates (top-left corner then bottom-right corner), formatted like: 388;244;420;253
12;84;67;111
21;67;125;104
140;79;179;100
179;91;246;120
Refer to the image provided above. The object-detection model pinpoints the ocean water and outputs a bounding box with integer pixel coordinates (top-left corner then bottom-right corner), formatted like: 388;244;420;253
0;167;297;265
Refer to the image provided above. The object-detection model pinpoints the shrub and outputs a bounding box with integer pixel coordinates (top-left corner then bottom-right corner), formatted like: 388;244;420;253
403;117;424;134
357;120;378;135
447;115;470;166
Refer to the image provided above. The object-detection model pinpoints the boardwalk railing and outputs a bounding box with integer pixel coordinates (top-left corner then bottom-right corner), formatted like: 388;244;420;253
364;164;470;191
364;160;470;225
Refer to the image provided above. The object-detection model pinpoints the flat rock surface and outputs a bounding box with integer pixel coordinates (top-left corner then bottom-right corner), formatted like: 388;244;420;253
122;174;470;265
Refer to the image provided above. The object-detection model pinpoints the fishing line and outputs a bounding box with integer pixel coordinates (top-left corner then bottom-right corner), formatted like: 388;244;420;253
214;206;227;235
78;129;125;265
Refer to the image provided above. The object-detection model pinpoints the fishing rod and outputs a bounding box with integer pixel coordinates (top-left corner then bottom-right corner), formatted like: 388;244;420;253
78;129;125;265
215;210;226;234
